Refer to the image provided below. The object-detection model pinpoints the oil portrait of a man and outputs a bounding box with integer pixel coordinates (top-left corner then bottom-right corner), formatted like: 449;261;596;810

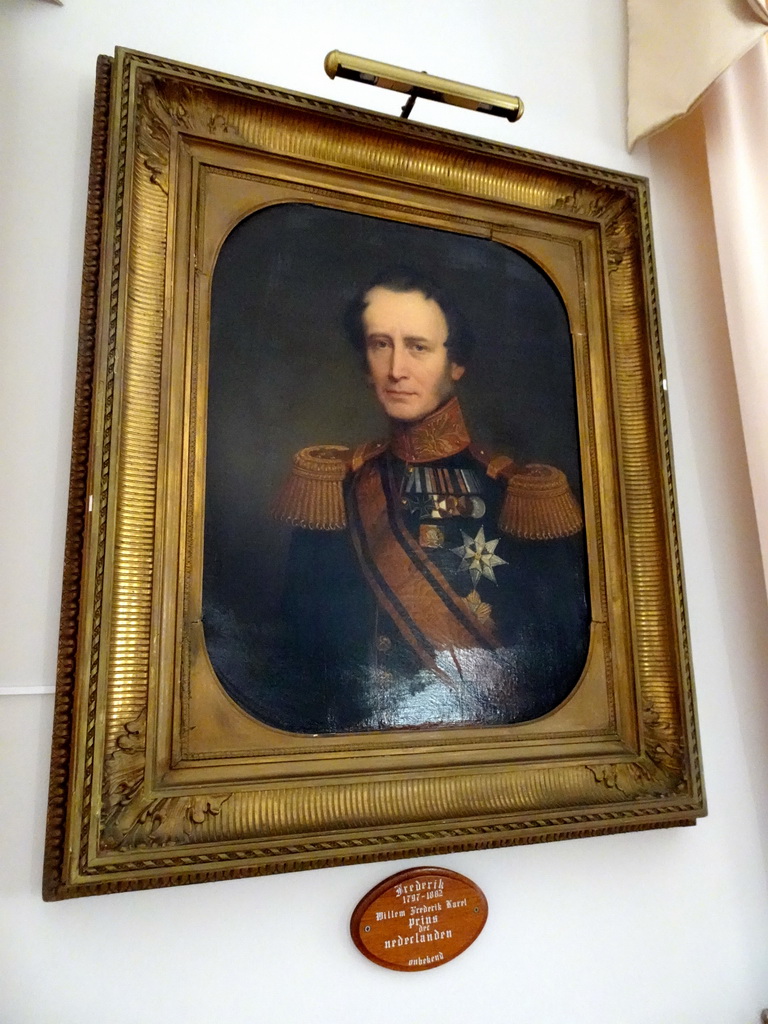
202;205;590;734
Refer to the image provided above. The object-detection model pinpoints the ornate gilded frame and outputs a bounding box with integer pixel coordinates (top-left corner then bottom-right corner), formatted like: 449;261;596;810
44;48;704;899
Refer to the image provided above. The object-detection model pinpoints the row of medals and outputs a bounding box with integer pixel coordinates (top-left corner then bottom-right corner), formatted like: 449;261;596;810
402;464;486;532
399;464;504;625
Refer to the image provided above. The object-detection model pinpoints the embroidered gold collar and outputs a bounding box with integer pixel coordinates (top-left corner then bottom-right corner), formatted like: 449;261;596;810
388;397;471;463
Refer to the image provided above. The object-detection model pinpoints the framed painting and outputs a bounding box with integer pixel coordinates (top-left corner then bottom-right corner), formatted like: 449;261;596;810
44;47;704;899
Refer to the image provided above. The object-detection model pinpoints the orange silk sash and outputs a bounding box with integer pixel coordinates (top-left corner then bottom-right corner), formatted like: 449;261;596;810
347;461;498;678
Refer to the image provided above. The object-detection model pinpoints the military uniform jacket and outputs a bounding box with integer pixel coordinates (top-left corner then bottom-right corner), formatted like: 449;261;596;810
254;398;590;733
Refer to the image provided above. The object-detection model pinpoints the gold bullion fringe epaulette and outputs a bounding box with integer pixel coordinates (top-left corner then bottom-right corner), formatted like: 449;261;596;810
271;445;351;530
484;455;584;540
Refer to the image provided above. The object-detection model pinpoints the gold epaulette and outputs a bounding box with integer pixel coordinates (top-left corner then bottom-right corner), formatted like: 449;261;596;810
484;456;584;540
271;445;352;530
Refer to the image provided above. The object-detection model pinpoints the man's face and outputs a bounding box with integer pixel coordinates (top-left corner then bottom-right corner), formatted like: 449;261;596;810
362;286;465;423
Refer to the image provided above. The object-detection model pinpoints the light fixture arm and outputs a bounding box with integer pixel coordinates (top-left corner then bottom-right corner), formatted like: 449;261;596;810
324;50;524;123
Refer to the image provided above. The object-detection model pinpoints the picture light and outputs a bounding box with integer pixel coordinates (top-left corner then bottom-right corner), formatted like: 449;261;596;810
324;50;524;122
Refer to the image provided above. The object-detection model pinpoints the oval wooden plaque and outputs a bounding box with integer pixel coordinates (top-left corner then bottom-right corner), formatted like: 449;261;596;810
350;867;488;971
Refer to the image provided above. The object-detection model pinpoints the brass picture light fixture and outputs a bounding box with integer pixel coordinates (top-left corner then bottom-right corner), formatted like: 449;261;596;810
324;50;524;123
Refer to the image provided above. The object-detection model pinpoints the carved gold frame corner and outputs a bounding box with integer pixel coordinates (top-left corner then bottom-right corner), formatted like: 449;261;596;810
44;48;704;899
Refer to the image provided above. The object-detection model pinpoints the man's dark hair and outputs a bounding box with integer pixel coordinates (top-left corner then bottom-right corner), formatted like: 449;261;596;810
343;268;475;368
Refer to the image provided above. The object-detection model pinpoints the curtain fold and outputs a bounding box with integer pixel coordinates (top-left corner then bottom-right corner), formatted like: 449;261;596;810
628;1;768;590
701;40;768;586
627;0;767;147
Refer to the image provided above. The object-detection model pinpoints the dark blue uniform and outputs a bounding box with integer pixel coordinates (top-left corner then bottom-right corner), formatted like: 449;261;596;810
209;399;591;733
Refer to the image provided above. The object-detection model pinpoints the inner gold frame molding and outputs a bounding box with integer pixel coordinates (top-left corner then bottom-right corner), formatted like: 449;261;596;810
44;48;705;899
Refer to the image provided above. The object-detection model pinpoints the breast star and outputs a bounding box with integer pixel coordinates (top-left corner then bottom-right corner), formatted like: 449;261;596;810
451;525;508;585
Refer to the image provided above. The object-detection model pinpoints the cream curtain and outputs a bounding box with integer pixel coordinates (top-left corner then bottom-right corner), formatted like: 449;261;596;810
701;41;768;585
627;0;768;147
627;0;768;585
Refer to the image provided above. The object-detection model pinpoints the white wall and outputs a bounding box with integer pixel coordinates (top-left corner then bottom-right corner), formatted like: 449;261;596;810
1;2;767;1022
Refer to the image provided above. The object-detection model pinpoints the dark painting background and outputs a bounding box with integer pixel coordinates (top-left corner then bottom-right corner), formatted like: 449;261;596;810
204;202;583;629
